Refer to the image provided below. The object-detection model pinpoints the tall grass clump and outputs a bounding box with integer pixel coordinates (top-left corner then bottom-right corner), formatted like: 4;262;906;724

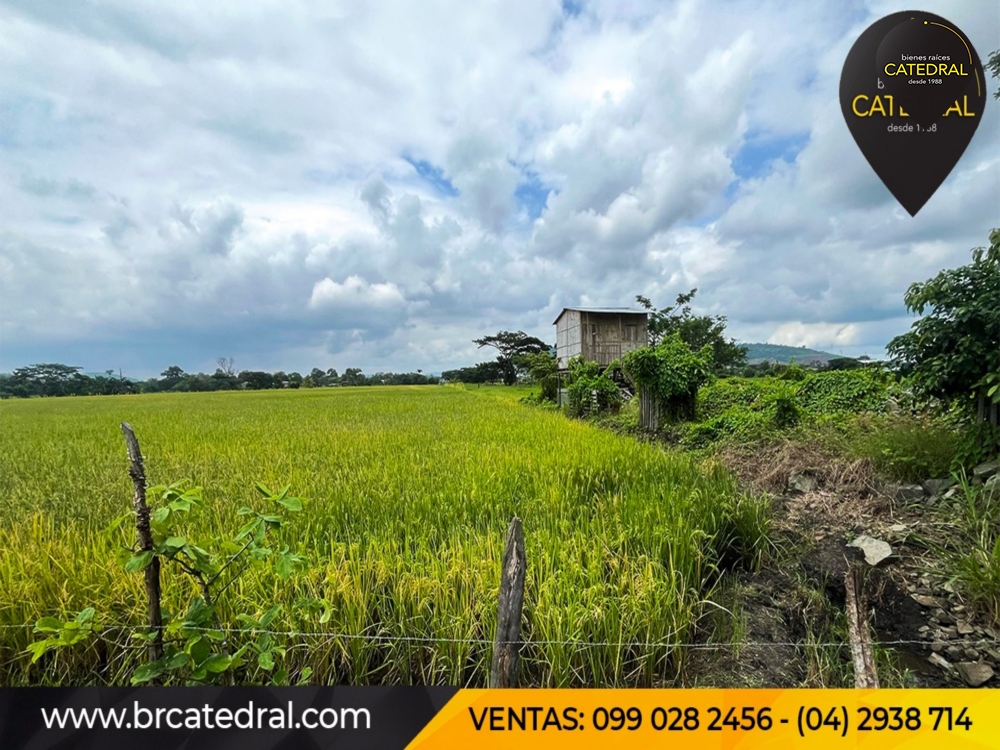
808;414;960;482
939;472;1000;625
0;386;769;686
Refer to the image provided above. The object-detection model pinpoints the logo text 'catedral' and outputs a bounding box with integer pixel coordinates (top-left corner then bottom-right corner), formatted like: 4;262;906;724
839;12;986;215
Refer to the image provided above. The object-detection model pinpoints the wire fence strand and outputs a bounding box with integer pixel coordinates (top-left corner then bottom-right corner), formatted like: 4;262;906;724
1;622;996;651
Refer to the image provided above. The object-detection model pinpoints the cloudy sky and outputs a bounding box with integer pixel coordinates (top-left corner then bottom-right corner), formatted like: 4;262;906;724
1;0;997;378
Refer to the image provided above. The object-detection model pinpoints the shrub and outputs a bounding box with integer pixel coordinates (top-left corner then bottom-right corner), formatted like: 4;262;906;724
797;368;890;416
621;333;712;424
565;357;620;417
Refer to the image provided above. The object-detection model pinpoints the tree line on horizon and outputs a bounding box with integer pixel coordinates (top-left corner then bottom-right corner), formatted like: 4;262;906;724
0;359;439;399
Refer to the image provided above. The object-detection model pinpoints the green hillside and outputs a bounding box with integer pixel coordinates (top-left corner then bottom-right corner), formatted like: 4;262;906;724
740;343;842;365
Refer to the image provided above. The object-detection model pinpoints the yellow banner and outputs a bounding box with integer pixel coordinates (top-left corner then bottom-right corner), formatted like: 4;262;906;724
409;689;998;749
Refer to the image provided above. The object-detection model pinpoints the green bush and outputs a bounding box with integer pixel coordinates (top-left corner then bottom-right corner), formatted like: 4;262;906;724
797;368;890;416
565;357;620;417
622;333;712;423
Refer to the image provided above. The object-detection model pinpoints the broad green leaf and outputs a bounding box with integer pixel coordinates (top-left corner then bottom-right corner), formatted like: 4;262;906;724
275;551;305;580
75;607;96;624
259;604;281;628
184;598;215;628
188;636;210;665
125;550;154;573
275;496;303;512
27;639;58;663
165;651;189;670
202;654;232;674
236;519;261;540
132;661;165;685
33;617;64;634
164;536;187;550
257;650;275;671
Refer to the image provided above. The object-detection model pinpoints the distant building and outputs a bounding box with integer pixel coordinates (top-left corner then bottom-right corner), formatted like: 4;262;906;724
553;308;649;370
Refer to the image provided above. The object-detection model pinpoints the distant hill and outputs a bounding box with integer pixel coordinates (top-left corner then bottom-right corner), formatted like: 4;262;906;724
740;343;843;365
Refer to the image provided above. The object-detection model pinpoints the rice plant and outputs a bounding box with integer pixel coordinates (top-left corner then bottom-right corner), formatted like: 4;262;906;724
0;386;770;685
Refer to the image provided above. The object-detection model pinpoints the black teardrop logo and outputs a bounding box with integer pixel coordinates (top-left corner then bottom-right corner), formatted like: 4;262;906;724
840;11;986;216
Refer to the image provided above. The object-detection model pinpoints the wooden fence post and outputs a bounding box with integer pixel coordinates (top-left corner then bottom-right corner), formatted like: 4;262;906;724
845;564;879;688
121;422;163;663
490;517;526;688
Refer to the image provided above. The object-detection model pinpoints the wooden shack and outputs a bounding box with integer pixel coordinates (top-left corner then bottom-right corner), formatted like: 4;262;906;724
553;308;649;370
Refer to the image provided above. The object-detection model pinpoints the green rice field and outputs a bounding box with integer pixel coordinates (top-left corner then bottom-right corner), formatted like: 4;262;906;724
0;385;769;686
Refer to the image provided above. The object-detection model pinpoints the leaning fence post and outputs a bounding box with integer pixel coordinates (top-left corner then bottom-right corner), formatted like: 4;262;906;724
490;517;526;688
121;422;163;663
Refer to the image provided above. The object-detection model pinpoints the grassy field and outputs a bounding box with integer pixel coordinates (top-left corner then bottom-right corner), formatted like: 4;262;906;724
0;385;768;686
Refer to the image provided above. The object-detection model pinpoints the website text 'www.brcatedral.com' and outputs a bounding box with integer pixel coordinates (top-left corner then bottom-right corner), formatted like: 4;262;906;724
40;700;371;731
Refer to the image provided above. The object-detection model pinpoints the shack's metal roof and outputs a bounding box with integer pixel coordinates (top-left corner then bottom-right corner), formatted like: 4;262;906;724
552;307;648;324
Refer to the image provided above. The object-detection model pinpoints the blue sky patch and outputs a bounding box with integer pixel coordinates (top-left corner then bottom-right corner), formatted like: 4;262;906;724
403;156;459;197
561;0;584;18
515;171;552;221
731;131;810;180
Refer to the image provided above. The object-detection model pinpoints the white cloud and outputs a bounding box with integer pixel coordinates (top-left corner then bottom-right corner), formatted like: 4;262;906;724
309;275;406;311
769;321;861;348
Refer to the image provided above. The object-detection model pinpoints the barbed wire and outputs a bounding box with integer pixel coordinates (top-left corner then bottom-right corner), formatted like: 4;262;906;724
0;622;996;650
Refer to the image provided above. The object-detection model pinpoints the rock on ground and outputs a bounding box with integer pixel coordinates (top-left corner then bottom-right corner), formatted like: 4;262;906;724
848;535;893;566
955;662;994;687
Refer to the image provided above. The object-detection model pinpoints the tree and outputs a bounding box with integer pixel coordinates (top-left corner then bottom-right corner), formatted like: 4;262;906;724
341;368;365;386
887;229;1000;427
824;357;863;371
520;351;559;401
442;362;504;384
9;363;86;397
636;290;747;374
238;370;275;390
473;331;550;386
160;366;186;390
216;357;236;377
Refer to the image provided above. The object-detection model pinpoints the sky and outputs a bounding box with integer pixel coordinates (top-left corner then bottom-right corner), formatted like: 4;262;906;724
1;0;998;379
